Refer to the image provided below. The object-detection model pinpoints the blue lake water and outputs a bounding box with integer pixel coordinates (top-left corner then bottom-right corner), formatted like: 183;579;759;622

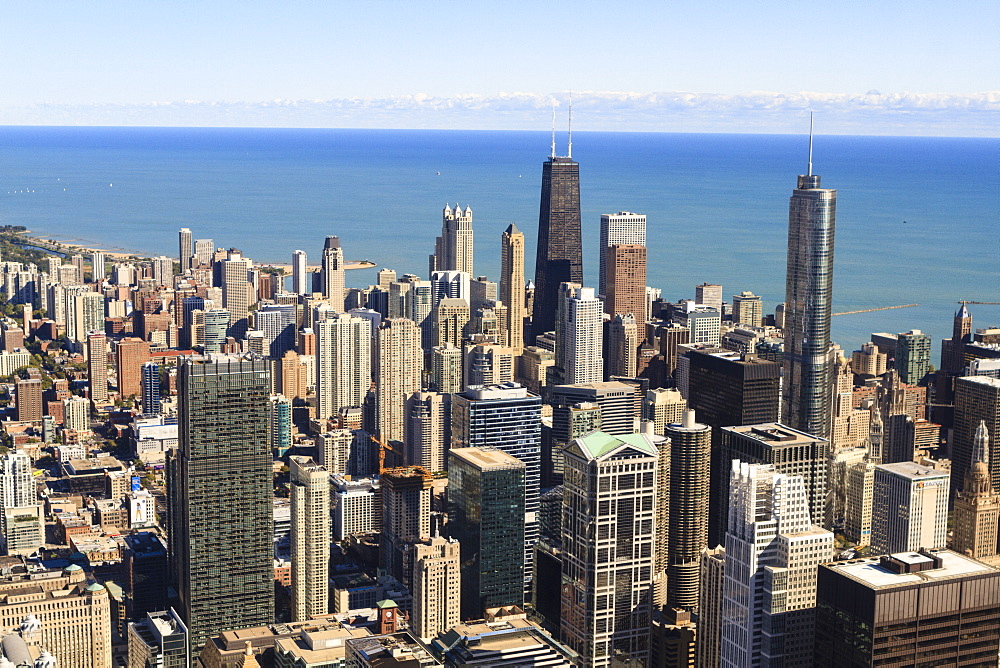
0;126;997;360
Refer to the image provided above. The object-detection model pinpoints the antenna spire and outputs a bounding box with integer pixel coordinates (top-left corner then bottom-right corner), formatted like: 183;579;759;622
551;103;556;159
807;112;814;176
567;90;573;159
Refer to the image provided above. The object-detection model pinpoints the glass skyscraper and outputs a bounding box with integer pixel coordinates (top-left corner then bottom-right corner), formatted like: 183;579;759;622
167;356;273;654
782;142;837;440
532;155;582;336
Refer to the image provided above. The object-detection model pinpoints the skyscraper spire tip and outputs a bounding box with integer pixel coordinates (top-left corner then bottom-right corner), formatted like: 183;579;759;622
807;112;814;177
568;90;573;159
551;103;557;159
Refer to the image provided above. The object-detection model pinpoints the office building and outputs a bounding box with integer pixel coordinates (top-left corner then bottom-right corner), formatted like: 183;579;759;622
411;536;461;640
664;410;711;611
694;283;722;311
871;461;949;555
117;337;151;398
179;228;193;272
650;608;697;668
14;378;42;422
951;421;1000;560
321;235;345;310
941;303;974;374
404;392;448;472
1;504;43;556
433;611;578;666
717;423;829;544
605;313;638;379
0;450;37;517
316;313;371;421
952;375;1000;504
720;462;833;667
291;249;308;296
561;431;657;667
896;329;931;385
555;283;602;385
430;270;470;309
532;151;582;336
851;341;888;377
451;383;542;589
221;251;254;339
731;291;762;327
673;306;721;348
431;204;473;276
605;244;647;324
255;304;297;358
599;211;646;299
127;608;189;668
87;332;109;403
167;356;273;653
141;361;161;415
375;318;422;445
289;456;330;622
782;133;837;441
500;223;527;353
380;466;433;588
124;532;168;621
345;630;440;667
551;381;635;439
448;447;526;619
814;549;1000;667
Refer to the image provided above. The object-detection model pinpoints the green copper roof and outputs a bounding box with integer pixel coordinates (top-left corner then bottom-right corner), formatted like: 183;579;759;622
576;431;657;459
64;564;83;572
85;583;106;592
376;599;398;609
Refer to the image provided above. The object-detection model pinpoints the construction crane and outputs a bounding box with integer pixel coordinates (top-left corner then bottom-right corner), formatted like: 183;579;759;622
832;304;918;316
371;434;400;473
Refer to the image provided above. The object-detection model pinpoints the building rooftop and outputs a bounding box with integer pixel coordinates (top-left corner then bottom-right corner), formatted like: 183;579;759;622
723;423;826;445
448;447;525;471
462;382;532;400
959;375;1000;388
825;549;998;590
875;461;950;480
573;431;657;460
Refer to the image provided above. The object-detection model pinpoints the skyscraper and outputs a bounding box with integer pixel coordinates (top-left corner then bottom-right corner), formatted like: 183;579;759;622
411;536;461;640
555;283;602;385
289;456;330;622
167;356;273;654
404;391;448;471
604;313;638;379
500;223;526;353
222;251;254;339
179;228;193;272
731;291;762;327
375;318;422;445
87;332;109;403
561;431;658;667
292;250;308;296
952;375;1000;497
448;447;526;619
380;466;433;588
950;421;1000;560
321;236;345;310
91;250;107;282
721;462;834;667
141;361;161;415
782;122;837;440
605;244;647;324
896;329;931;385
431;204;474;276
871;461;949;554
599;211;646;299
315;313;372;422
533;151;582;336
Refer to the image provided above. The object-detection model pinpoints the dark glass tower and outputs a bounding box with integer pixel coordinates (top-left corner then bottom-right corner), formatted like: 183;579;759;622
532;156;582;335
167;356;273;654
782;127;837;441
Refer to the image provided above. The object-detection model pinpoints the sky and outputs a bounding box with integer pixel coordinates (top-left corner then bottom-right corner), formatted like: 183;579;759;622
1;1;998;135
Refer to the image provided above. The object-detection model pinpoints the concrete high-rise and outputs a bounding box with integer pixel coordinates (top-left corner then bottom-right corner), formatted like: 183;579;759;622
292;249;308;296
179;228;193;272
694;283;723;311
720;462;834;667
221;251;254;339
871;461;949;554
433;298;469;349
896;329;931;385
141;361;161;415
411;536;461;640
664;410;711;611
561;431;657;667
599;211;646;299
951;421;1000;560
315;313;371;421
448;447;526;619
321;236;345;310
380;466;433;589
167;356;273;654
782;129;837;441
451;383;542;590
500;223;526;353
731;291;762;327
404;391;448;471
532;153;582;336
952;375;1000;501
289;456;330;622
91;250;106;281
375;318;422;445
605;313;638;379
814;549;1000;667
605;244;647;324
430;342;463;393
87;332;109;403
555;283;603;385
431;204;473;276
14;377;42;422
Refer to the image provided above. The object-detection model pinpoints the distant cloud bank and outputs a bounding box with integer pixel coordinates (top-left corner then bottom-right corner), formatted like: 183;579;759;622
6;90;999;136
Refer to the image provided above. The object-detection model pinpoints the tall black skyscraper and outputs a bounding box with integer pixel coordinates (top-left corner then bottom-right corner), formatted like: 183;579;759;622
167;355;273;654
532;143;582;336
782;118;837;441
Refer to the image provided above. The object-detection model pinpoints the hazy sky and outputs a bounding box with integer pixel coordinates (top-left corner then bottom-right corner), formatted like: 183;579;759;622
2;1;997;134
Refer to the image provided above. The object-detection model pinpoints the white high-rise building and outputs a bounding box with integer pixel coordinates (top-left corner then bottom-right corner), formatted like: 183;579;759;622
321;236;345;310
871;462;949;555
0;450;35;510
375;318;422;445
316;313;372;421
561;431;658;667
292;250;309;296
430;270;470;310
555;283;603;385
0;450;41;556
599;212;646;298
411;536;461;641
405;392;448;472
179;228;193;272
193;239;214;268
91;250;107;282
289;456;330;621
432;204;474;276
721;461;834;667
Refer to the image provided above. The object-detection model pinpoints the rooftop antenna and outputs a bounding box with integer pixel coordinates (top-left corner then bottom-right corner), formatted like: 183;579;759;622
807;111;814;176
567;90;573;159
550;102;557;159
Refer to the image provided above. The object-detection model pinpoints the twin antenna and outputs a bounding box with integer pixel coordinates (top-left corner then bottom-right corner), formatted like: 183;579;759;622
550;91;573;159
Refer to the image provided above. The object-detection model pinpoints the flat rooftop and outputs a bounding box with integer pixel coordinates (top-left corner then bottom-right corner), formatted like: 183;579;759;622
723;423;824;445
449;447;524;470
825;549;998;590
875;461;949;480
